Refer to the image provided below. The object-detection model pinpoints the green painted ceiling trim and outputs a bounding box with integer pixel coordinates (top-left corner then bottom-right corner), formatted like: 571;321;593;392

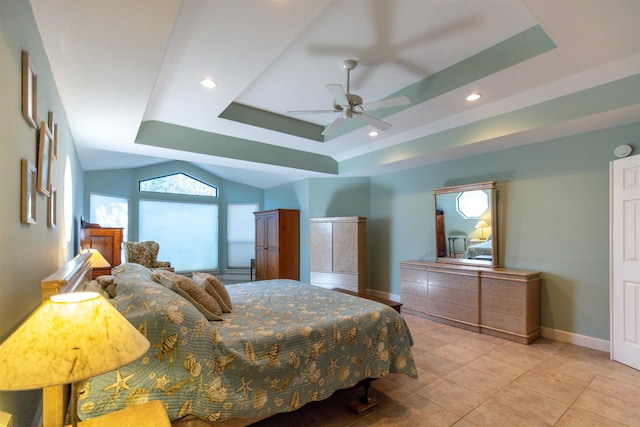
219;103;325;142
136;120;338;174
340;73;640;174
216;25;555;142
324;24;557;139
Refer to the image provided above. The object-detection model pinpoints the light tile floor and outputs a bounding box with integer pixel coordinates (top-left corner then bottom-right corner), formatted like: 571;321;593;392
251;313;640;426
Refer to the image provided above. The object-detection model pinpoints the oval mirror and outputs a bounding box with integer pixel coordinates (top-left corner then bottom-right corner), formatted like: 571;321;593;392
434;181;497;267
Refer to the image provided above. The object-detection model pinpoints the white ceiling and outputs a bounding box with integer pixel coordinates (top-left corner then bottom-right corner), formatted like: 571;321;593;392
31;0;640;189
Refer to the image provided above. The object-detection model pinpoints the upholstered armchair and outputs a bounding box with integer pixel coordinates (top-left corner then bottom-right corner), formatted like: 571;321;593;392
122;241;174;272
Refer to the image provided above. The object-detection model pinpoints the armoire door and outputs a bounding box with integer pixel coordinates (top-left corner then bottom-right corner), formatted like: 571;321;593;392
610;154;640;370
255;214;268;281
266;213;280;279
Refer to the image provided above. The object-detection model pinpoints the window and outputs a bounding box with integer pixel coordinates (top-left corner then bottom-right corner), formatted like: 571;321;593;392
139;173;218;197
139;200;218;271
90;194;129;240
227;203;258;268
456;190;488;219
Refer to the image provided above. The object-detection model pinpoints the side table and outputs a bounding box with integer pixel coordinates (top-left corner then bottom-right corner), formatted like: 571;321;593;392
447;235;467;258
67;400;170;427
334;288;402;313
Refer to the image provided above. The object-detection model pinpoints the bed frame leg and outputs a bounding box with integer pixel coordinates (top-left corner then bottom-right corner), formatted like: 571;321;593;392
347;379;379;414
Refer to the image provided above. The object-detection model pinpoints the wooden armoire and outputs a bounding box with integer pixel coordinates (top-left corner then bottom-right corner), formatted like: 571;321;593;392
309;216;366;293
80;226;123;279
254;209;299;280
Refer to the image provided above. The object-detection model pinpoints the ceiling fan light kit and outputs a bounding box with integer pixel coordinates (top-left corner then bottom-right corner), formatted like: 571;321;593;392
287;59;411;136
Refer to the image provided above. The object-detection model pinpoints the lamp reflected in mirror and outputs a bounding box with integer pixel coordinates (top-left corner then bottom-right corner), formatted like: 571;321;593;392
475;220;489;240
434;181;498;267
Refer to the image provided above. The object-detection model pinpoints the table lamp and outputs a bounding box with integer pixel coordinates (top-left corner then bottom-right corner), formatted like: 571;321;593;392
0;291;149;427
475;220;489;240
82;248;111;269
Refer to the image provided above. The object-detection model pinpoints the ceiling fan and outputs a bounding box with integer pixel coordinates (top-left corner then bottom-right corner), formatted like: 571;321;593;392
287;59;411;136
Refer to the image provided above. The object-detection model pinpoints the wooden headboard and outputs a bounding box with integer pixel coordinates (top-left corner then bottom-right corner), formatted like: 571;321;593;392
40;252;93;427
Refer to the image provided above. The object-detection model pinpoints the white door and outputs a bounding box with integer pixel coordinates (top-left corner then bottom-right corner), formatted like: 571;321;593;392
611;154;640;370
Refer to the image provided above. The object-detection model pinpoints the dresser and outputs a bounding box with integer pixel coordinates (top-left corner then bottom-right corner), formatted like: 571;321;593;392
310;216;366;293
400;261;541;344
254;209;299;280
80;226;123;279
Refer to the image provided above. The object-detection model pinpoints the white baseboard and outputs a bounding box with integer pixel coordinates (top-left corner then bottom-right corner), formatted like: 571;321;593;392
540;326;610;353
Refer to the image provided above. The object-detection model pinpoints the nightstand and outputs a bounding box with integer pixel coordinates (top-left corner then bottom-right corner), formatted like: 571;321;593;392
469;239;486;246
334;288;402;313
67;400;170;427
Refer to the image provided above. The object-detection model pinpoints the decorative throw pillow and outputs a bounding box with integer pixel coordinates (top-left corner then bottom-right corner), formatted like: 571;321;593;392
192;272;232;313
95;275;117;298
82;280;110;299
95;275;115;287
156;271;224;321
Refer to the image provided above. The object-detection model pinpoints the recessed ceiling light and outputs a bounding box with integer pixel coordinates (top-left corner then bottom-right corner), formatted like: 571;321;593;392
200;78;216;89
369;131;379;137
466;93;481;102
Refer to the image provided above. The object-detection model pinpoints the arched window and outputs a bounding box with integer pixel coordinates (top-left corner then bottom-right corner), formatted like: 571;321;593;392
138;173;219;271
139;173;218;197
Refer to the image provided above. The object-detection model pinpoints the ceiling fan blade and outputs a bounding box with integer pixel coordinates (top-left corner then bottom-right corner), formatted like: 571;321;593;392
361;95;410;111
354;112;392;132
321;115;344;136
287;109;338;115
326;84;349;106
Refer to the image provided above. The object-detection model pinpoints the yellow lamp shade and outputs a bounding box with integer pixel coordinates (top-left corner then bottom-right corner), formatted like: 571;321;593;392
0;292;149;390
82;248;111;269
475;220;489;229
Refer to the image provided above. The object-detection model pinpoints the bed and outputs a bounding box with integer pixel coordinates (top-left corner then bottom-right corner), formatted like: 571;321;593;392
462;236;492;260
40;257;417;426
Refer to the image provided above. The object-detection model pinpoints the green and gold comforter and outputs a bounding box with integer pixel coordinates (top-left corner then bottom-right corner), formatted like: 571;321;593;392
79;264;417;422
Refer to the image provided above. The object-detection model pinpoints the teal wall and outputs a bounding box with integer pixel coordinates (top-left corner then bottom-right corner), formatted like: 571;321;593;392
84;161;263;273
0;1;85;425
267;122;638;342
262;177;371;283
308;177;370;218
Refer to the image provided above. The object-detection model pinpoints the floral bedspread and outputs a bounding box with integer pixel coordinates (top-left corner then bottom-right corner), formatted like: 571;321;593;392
78;264;417;422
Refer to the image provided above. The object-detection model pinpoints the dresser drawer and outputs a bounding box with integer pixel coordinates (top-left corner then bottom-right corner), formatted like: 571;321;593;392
429;271;478;291
428;283;478;307
428;298;479;324
400;267;429;284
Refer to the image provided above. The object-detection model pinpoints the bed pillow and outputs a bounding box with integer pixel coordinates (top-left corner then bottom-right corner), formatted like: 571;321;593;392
156;271;224;321
192;272;232;313
112;262;154;279
95;275;117;298
82;280;110;299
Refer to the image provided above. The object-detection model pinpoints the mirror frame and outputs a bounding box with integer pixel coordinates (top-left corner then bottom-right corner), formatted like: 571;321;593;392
434;181;498;267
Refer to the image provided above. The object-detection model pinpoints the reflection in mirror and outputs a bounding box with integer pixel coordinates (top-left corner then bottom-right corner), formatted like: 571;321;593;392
434;181;497;267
